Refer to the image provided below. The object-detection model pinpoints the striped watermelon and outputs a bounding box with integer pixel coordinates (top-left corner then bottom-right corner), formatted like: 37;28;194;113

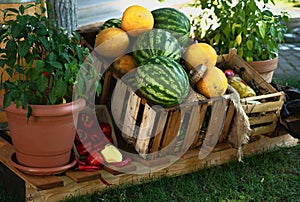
99;18;121;31
136;56;189;107
132;29;181;65
151;7;191;46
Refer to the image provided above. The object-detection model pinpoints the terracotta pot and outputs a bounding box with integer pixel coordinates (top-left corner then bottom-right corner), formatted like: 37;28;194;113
5;98;86;168
247;56;278;83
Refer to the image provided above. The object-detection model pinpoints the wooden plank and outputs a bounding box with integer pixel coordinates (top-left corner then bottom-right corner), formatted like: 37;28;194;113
110;79;128;129
241;91;284;102
99;70;113;105
122;90;141;139
242;100;284;114
219;101;235;143
160;109;183;156
103;164;138;175
199;98;227;159
135;104;157;158
248;113;278;125
191;103;208;148
182;104;202;151
251;123;277;136
65;170;102;183
227;50;277;93
149;109;168;155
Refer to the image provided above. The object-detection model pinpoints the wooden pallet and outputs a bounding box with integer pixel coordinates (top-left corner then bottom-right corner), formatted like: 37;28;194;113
0;131;297;202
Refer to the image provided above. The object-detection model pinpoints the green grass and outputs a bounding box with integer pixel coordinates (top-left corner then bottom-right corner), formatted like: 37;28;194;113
272;77;300;90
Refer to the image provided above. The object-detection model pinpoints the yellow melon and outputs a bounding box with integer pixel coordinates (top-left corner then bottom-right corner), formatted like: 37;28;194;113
121;5;154;36
113;54;137;75
95;27;129;58
196;66;228;98
184;43;217;71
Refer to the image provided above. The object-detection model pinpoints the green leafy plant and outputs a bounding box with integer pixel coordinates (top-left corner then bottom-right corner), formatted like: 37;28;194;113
0;2;102;117
190;0;289;61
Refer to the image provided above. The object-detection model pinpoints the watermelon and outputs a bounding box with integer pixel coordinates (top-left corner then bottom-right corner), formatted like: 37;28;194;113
135;56;189;107
99;18;121;32
132;29;181;65
151;7;191;46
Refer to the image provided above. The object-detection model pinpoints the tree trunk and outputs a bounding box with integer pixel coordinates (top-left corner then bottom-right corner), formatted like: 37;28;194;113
48;0;78;36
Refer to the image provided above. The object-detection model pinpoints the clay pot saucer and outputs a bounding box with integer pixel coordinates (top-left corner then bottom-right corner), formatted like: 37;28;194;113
10;153;77;176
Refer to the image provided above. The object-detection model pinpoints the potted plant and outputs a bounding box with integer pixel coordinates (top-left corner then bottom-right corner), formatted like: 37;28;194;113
0;2;101;169
189;0;289;82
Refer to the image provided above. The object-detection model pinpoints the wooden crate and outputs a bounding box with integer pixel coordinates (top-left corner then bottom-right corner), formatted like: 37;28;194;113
107;73;234;159
0;129;297;201
217;49;285;138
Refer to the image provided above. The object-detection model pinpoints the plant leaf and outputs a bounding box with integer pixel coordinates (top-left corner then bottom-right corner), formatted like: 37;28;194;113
37;74;48;92
18;40;31;58
54;78;67;99
49;61;63;69
246;40;253;51
236;33;242;46
258;21;266;39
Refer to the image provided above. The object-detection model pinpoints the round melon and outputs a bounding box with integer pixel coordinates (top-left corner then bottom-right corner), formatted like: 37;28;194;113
113;54;137;75
196;66;228;98
121;5;154;36
135;56;189;107
132;29;181;65
184;43;217;71
95;27;129;58
151;7;191;46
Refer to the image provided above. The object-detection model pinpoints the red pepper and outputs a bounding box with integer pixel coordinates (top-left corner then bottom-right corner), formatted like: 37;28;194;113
77;165;102;171
80;113;95;128
75;141;92;157
100;123;111;137
86;150;105;167
100;123;113;143
90;132;102;143
75;155;87;165
75;129;89;144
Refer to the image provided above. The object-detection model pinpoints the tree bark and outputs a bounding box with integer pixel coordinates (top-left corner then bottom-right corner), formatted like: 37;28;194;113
48;0;78;36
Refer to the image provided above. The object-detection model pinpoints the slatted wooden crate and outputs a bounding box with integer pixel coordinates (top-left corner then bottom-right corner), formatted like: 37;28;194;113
94;59;243;160
217;49;285;138
109;74;234;159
